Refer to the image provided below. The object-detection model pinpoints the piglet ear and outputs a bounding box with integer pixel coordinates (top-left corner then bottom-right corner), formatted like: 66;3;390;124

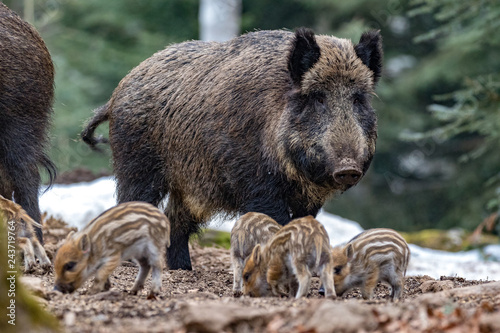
252;244;262;266
345;244;354;261
65;230;75;241
79;234;91;254
288;27;321;86
354;30;383;84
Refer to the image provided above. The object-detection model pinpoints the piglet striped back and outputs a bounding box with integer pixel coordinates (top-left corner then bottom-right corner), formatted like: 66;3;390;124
268;216;330;269
349;228;409;274
84;201;171;255
231;212;281;259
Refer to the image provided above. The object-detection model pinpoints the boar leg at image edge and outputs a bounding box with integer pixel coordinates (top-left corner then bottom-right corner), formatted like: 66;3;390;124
10;163;45;241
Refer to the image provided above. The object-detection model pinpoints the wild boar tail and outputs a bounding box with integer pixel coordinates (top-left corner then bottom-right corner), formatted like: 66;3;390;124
81;104;110;152
40;154;57;192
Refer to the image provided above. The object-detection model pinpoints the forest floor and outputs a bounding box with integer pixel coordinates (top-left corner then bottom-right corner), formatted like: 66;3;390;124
20;214;500;333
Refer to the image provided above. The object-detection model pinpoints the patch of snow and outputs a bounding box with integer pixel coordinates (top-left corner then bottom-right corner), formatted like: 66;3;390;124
316;210;364;246
407;244;500;281
40;177;116;231
40;177;500;281
483;244;500;261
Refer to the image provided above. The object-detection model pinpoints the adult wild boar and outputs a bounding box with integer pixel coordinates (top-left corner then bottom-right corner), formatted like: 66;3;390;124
82;28;382;270
0;3;56;242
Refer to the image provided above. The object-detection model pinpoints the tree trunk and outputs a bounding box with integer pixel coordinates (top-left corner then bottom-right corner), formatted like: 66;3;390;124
199;0;242;42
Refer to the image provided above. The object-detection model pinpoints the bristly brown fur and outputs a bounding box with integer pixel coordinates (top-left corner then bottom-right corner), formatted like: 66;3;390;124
81;27;383;271
54;202;171;298
0;3;56;243
331;228;410;300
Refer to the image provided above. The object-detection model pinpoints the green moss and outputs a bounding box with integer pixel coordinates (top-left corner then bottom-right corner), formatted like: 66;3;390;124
191;229;231;249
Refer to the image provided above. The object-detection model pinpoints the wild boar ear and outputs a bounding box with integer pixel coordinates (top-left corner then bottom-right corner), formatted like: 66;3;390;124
79;234;91;254
288;27;321;86
252;244;262;265
345;244;354;261
354;30;383;84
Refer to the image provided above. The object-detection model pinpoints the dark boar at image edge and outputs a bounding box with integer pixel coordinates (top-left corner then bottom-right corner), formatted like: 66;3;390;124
82;27;383;270
0;3;56;242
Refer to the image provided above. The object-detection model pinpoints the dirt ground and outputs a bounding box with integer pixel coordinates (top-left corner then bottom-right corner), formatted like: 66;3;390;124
53;167;112;185
20;215;500;333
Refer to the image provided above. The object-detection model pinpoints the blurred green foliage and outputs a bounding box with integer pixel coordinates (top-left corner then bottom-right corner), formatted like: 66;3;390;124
193;229;231;250
403;0;500;224
4;0;498;231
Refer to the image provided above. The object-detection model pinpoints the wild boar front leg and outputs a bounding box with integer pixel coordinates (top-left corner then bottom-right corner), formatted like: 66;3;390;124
231;256;244;295
32;237;51;269
360;264;379;300
293;261;312;299
90;254;121;294
267;257;287;297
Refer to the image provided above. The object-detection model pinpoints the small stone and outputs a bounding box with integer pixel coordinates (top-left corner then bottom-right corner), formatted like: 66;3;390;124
419;280;454;293
64;312;76;326
92;314;110;323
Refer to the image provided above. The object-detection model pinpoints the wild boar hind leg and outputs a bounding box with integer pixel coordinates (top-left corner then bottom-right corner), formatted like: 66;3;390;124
148;257;163;299
130;258;152;295
10;163;44;242
165;196;201;270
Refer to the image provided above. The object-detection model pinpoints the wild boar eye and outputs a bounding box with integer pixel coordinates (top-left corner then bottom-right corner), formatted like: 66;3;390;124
243;272;251;282
334;265;343;275
353;93;365;106
314;95;326;107
64;261;77;271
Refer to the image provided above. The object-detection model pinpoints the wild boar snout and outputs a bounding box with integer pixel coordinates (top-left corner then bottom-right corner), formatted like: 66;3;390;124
333;158;362;186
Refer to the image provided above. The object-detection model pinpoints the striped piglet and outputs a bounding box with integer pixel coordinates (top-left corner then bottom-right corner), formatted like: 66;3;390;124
54;202;170;299
242;216;335;299
230;212;281;295
331;228;410;300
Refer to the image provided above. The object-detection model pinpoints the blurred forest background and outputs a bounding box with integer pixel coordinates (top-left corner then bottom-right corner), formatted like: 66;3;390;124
4;0;499;234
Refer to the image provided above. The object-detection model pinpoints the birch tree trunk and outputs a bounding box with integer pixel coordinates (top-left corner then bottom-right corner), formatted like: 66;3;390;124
199;0;242;42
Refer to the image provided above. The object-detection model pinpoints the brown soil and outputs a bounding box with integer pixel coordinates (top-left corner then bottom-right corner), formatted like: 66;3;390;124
25;216;500;333
53;167;111;185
